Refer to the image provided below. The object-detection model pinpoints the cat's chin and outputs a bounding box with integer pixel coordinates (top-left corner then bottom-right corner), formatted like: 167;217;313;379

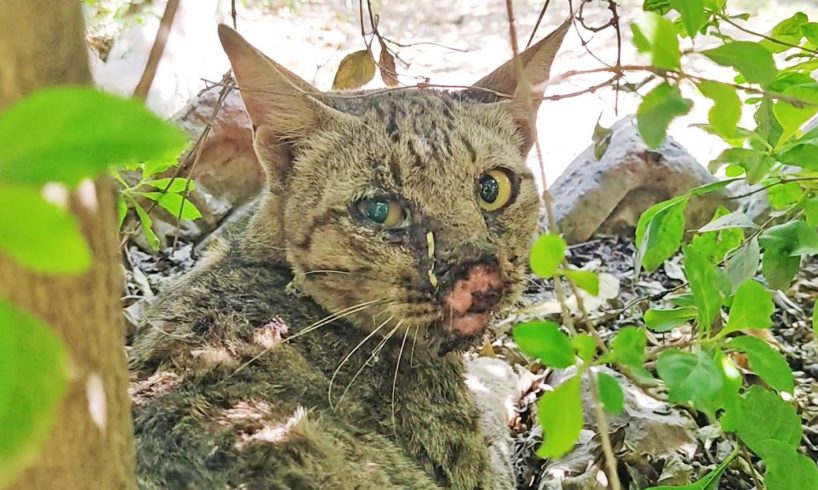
448;312;491;336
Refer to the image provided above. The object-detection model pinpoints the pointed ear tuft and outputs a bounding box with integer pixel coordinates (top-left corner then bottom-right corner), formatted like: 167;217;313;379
469;19;571;154
217;24;332;139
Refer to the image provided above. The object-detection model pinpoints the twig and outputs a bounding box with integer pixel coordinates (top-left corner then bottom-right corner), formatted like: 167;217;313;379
503;1;621;488
526;0;551;49
132;0;180;101
726;177;818;200
231;0;237;29
381;37;468;53
718;13;818;57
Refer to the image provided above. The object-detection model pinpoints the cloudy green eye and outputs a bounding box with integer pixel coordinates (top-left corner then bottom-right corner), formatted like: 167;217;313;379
358;198;405;227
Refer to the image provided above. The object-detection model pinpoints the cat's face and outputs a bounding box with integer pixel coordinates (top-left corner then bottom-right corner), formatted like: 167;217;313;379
219;24;568;351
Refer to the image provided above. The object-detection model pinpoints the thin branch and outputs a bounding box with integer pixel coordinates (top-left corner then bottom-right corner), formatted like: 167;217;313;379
718;13;818;57
231;0;237;29
132;0;180;101
381;37;468;52
503;1;621;488
526;0;551;48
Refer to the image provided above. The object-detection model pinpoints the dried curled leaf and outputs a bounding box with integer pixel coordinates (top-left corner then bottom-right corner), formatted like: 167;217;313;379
378;40;398;87
332;49;376;90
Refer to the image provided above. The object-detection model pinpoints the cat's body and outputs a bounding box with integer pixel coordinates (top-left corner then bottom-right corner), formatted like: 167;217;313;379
131;23;568;489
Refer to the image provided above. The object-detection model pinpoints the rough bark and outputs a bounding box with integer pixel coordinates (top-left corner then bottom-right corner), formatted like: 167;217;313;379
0;1;136;488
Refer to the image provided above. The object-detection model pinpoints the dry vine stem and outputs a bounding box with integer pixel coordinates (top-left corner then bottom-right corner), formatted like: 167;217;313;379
503;2;622;489
133;0;180;100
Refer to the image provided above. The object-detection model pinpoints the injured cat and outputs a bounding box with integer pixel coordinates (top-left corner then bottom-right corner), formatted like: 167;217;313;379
130;20;568;489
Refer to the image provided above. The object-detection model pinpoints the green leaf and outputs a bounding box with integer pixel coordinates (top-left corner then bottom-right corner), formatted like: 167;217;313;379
696;81;741;139
642;0;670;14
513;321;574;368
767;182;804;210
644;307;698;333
116;194;128;227
0;299;68;488
133;201;160;251
754;97;784;148
0;87;186;186
763;442;818;490
637;83;693;149
698;210;758;233
144;177;194;193
779;143;818;170
0;184;91;274
670;0;705;37
635;197;688;273
571;334;597;363
761;12;808;53
729;336;794;393
530;234;566;279
759;220;818;289
610;326;647;368
773;82;818;140
804;22;818;45
722;280;774;336
684;245;727;331
710;148;773;184
563;269;599;296
632;13;681;70
536;376;583;458
644;448;733;489
716;352;743;432
597;372;625;414
813;298;818;342
657;349;723;403
735;386;801;458
702;42;777;85
138;191;202;221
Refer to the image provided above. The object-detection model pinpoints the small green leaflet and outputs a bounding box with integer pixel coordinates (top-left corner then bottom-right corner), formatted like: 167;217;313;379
759;220;818;290
697;81;741;140
0;184;91;275
729;336;794;393
530;234;566;279
709;148;773;184
144;177;195;193
571;334;597;363
637;83;693;149
137;192;202;221
0;300;68;488
133;201;160;251
702;42;777;85
767;182;804;210
773;83;818;141
761;12;808;54
631;13;681;70
536;376;583;458
562;269;599;296
721;280;774;336
610;326;647;368
669;0;706;37
597;372;625;414
657;349;723;403
0;88;186;186
512;321;574;368
644;307;697;333
683;245;728;332
635;197;688;273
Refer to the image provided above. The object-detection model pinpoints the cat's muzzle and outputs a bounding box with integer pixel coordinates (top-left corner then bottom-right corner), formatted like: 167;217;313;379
441;263;503;336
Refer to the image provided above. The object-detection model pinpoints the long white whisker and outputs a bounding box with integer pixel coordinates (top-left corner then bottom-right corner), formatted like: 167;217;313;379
328;314;394;410
391;323;409;441
410;324;420;368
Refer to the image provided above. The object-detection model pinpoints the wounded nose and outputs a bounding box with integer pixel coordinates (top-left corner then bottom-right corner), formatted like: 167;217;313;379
442;264;504;336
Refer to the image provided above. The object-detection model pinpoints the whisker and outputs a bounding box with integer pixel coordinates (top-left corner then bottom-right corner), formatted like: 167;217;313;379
328;314;394;410
391;323;409;441
336;316;402;408
226;298;385;380
410;324;420;368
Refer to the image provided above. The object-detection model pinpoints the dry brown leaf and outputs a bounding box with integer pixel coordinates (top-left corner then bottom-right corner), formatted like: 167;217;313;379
332;49;376;90
378;40;398;87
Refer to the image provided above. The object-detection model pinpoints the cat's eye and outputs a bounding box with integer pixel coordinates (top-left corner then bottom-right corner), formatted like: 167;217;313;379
357;197;406;228
477;169;513;212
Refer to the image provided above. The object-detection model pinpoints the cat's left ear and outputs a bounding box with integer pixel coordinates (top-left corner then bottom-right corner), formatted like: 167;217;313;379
470;19;571;154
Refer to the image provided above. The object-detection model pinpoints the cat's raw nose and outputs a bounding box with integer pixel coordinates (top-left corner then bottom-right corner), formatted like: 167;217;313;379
442;264;503;336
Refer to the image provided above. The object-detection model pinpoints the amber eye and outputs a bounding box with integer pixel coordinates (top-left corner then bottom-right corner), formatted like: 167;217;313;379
357;198;406;228
477;169;513;212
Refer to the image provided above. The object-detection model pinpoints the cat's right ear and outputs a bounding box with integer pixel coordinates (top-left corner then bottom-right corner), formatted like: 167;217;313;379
217;24;343;141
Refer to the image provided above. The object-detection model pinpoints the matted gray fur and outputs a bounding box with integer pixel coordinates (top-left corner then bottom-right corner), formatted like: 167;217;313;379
130;21;569;489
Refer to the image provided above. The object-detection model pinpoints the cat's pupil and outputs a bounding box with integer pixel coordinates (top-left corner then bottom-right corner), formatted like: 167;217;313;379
479;175;500;204
365;199;390;223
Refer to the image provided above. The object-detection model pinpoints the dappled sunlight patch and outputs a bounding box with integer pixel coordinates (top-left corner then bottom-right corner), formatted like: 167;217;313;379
128;370;181;408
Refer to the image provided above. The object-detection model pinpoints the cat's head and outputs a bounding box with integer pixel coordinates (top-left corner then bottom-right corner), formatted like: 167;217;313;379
218;23;568;352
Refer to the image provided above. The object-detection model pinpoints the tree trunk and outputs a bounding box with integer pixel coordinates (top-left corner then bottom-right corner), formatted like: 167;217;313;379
0;1;136;488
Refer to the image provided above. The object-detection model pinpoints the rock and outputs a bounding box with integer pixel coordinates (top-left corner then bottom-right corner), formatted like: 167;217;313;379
549;117;730;244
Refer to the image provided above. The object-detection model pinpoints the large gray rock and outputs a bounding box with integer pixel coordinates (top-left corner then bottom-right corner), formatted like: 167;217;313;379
549;117;730;244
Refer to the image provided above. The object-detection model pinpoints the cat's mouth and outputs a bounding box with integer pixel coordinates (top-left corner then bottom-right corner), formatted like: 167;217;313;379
441;264;504;337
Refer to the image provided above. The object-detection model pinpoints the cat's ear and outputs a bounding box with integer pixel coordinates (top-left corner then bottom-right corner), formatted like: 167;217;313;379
470;20;571;154
217;24;343;140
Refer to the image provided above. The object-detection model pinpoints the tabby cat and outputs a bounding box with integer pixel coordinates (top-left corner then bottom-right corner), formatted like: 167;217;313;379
130;21;568;489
